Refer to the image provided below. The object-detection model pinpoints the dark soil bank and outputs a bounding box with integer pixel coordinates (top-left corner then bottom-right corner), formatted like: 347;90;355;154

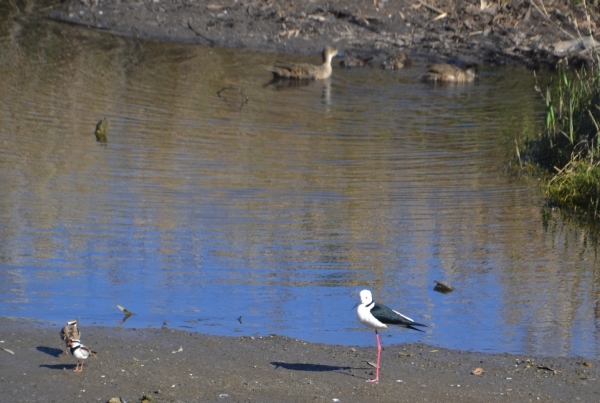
1;317;599;403
44;0;598;67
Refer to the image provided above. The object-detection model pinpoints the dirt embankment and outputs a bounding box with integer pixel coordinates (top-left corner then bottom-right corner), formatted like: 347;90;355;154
43;0;599;67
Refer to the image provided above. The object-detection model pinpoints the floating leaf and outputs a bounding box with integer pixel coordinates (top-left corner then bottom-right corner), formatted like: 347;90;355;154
94;118;108;143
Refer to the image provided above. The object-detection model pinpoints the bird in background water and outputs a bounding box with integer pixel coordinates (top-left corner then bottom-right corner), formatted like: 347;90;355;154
356;289;426;383
265;46;341;80
380;53;410;70
421;63;479;83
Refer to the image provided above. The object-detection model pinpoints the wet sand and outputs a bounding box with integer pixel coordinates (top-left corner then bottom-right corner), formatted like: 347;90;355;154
1;316;598;402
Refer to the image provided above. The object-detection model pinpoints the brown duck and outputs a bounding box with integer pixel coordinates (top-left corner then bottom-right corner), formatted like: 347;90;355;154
266;46;340;79
60;319;80;355
421;63;479;83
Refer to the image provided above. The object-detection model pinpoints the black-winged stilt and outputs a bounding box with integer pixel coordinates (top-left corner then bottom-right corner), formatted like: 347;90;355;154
356;289;426;383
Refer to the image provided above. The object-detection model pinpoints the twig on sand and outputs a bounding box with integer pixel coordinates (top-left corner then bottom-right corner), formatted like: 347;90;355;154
418;1;446;16
528;0;575;39
538;365;561;373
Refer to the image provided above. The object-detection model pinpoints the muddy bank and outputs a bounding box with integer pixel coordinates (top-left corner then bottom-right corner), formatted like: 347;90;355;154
38;0;598;68
1;316;598;403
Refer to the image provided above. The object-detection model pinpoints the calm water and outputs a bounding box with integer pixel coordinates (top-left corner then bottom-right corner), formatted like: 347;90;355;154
1;17;599;358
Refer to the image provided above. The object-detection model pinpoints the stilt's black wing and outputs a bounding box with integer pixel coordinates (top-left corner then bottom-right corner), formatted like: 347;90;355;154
371;303;426;332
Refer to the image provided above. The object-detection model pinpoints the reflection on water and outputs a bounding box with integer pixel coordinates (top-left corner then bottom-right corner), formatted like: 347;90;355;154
1;17;599;358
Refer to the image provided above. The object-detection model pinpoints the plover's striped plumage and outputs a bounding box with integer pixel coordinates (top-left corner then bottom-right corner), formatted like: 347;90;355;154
68;339;91;372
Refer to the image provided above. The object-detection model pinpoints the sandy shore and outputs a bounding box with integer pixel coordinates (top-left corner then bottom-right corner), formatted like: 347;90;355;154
1;316;598;402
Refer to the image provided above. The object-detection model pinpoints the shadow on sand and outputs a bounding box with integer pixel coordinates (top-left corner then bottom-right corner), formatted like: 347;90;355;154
36;346;63;358
270;362;351;372
39;363;76;370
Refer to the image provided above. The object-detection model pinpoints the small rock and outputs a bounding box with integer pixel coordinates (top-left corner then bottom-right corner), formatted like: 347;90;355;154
583;361;592;367
433;281;454;293
107;398;122;403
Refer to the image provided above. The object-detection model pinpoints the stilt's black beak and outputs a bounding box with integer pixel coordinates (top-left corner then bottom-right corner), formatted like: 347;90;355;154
350;301;359;311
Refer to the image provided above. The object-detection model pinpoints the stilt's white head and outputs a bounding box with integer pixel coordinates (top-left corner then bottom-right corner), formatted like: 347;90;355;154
68;339;81;347
359;289;373;305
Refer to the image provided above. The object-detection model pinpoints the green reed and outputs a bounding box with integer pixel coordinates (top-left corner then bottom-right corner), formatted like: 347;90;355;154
523;62;600;218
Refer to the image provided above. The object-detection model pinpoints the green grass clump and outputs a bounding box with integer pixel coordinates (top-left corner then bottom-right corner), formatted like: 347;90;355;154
547;161;600;216
523;63;600;218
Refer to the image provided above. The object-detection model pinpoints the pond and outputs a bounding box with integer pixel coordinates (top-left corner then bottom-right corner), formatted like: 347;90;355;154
1;16;598;358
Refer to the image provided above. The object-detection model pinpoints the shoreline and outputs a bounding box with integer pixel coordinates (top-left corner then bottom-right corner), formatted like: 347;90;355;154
1;316;598;402
42;0;599;68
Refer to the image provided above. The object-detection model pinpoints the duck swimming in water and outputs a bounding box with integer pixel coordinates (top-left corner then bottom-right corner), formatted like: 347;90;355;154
339;55;373;68
380;53;410;70
265;46;340;79
421;63;479;83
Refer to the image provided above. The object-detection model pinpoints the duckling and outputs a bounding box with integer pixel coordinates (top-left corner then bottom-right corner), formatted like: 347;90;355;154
339;55;373;68
266;46;340;79
421;63;479;83
380;53;410;70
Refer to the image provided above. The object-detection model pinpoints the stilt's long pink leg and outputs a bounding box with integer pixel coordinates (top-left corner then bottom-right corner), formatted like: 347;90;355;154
367;331;381;383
